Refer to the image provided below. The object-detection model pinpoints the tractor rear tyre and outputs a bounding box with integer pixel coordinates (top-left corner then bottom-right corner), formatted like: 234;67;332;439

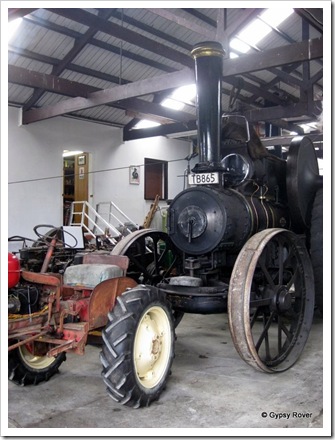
100;285;175;408
8;344;66;385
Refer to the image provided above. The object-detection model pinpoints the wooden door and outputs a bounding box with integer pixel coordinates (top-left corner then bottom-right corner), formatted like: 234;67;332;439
74;153;89;225
63;153;89;225
144;158;168;200
74;153;89;202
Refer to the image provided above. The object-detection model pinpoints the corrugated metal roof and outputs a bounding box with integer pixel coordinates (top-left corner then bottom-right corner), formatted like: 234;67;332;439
7;7;323;138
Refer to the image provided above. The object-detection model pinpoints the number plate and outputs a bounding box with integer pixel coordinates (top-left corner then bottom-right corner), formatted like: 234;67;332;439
188;172;219;185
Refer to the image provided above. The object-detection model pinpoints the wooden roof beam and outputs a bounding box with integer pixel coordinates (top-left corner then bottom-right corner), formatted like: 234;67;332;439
20;68;195;124
9;65;194;124
123;100;321;141
20;38;322;125
146;8;216;39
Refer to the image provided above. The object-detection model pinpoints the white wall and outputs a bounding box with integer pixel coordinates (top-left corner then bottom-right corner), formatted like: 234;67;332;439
92;135;192;223
7;107;191;251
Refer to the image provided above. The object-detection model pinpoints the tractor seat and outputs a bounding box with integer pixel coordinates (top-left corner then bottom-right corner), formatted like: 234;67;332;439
63;264;123;288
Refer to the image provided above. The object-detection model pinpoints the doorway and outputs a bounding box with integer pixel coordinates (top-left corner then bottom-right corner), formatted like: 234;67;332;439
144;158;168;200
63;152;89;225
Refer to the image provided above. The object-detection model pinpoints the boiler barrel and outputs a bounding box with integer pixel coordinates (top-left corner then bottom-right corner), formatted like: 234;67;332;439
167;186;289;255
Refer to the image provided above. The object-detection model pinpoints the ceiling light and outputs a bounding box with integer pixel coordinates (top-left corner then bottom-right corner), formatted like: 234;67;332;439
161;98;184;111
161;84;196;111
238;19;272;47
8;17;22;42
230;38;250;54
63;150;84;157
134;119;161;129
230;8;294;54
173;84;196;104
260;8;294;28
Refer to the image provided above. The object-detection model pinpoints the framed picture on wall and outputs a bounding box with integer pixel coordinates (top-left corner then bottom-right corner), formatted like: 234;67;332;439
78;155;86;165
129;165;140;185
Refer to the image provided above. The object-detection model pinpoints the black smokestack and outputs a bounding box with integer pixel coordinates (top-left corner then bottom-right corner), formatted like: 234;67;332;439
191;41;225;172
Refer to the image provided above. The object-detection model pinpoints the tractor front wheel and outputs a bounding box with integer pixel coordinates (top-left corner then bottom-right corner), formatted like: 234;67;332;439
100;285;175;408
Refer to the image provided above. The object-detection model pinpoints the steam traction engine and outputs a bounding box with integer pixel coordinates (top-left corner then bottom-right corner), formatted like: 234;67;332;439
102;41;322;407
8;41;322;409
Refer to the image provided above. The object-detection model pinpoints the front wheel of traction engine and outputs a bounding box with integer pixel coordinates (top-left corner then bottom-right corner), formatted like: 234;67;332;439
9;343;66;385
228;228;315;373
100;286;175;408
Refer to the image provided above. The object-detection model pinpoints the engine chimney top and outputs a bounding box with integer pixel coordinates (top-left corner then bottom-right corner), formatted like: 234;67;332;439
191;41;226;59
191;41;225;173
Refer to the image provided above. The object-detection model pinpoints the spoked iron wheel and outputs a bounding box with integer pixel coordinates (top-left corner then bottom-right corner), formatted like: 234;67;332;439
228;228;314;373
111;229;182;285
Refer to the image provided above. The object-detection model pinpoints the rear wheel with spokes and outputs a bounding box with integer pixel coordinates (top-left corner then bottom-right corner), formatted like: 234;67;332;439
228;228;314;373
111;229;182;285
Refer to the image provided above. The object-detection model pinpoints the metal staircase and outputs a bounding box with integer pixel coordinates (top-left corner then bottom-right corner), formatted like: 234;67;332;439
68;201;139;245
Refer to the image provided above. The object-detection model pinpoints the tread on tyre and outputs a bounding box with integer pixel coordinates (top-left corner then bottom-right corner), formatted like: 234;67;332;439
8;345;66;385
100;285;175;408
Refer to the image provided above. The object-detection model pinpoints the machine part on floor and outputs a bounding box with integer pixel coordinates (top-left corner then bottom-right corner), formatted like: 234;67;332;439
228;228;315;372
8;343;66;385
310;188;323;313
100;285;175;408
111;229;182;285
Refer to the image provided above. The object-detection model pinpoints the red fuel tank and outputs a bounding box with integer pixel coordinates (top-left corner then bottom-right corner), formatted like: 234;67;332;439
8;252;21;288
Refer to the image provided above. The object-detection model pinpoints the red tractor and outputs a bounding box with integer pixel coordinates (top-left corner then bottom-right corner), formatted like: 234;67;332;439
8;238;138;385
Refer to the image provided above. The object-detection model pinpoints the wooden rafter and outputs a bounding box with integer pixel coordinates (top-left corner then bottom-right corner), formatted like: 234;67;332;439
18;37;322;126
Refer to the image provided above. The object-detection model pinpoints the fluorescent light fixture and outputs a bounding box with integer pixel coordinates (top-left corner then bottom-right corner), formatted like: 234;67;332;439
229;8;294;55
8;17;22;42
174;84;196;104
260;8;294;28
161;84;196;111
138;84;196;127
238;19;272;48
161;98;184;111
63;150;84;157
230;38;250;54
134;119;161;129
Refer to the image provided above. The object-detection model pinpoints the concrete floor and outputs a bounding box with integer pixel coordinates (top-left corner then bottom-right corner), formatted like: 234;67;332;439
6;312;327;435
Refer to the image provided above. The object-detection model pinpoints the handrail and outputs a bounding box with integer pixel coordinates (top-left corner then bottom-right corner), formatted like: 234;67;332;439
95;201;139;236
68;201;139;244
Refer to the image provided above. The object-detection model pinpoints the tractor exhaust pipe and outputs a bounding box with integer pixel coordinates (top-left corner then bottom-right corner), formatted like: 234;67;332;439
191;41;225;172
